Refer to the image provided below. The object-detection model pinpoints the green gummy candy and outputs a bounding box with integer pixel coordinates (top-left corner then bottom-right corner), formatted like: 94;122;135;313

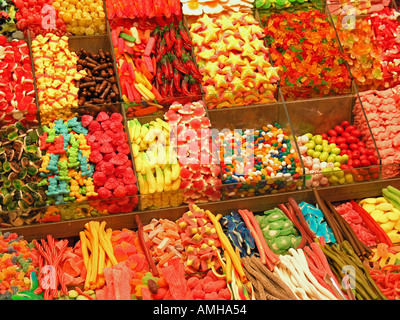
68;290;79;299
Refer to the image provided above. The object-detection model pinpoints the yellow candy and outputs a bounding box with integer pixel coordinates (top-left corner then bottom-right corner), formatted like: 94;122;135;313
387;211;400;222
376;202;394;211
376;212;389;224
362;204;377;214
380;221;395;233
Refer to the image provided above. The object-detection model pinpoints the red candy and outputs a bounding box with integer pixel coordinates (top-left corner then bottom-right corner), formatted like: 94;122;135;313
85;112;138;213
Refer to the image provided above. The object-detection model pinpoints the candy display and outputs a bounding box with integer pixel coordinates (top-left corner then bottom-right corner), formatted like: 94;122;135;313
218;123;303;198
0;37;38;127
76;48;120;106
334;8;400;91
128;117;183;210
52;0;106;35
13;0;67;38
85;111;138;214
261;9;351;100
297;121;380;188
190;12;279;109
32;33;86;125
0;122;46;212
105;0;182;20
111;17;202;117
165;100;222;203
38;117;95;205
353;86;400;179
3;188;400;300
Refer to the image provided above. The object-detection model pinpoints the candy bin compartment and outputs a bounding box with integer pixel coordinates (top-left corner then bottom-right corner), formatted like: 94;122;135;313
327;0;393;17
353;85;400;180
208;101;305;200
331;5;400;93
186;11;280;110
32;103;139;222
0;34;39;129
14;0;106;38
0;121;45;228
30;32;120;126
108;14;203;118
126;99;223;210
287;85;382;189
126;114;184;211
259;6;352;102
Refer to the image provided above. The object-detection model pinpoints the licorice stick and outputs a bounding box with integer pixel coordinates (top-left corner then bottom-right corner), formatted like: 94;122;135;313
287;197;317;241
249;255;298;300
312;188;345;244
278;203;310;248
135;215;159;277
241;257;283;300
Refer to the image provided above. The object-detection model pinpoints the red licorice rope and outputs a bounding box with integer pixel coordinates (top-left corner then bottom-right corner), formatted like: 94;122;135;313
370;264;400;300
34;236;69;300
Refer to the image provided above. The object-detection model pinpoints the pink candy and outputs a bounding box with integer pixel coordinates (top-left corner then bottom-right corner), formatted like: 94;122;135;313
354;85;400;178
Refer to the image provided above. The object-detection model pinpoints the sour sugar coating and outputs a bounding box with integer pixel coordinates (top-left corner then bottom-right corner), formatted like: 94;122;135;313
218;123;302;199
84;112;138;214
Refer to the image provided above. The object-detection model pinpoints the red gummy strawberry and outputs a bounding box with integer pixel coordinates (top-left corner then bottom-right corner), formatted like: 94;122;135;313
123;173;137;185
110;112;123;123
96;111;110;122
116;143;131;155
93;171;107;186
113;185;127;198
103;152;117;162
104;177;119;190
110;153;128;166
100;143;114;154
89;150;103;163
114;165;127;178
110;121;124;132
100;132;113;143
88;120;101;133
101;119;111;131
101;162;115;176
125;184;138;195
81;115;93;127
97;187;112;199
